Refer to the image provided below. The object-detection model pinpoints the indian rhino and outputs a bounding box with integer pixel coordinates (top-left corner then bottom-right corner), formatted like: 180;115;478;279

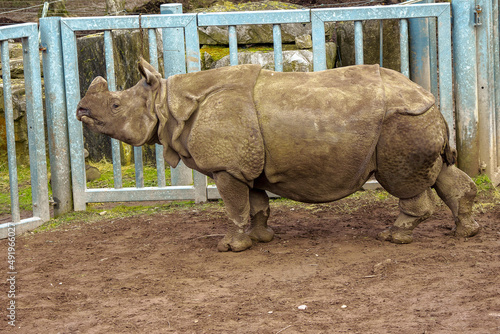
76;58;479;252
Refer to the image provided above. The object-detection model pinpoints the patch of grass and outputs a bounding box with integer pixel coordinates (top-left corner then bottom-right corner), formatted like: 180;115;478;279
0;162;37;215
86;160;172;188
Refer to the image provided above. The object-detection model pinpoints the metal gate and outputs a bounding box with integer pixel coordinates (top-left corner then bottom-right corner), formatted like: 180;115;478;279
39;1;455;211
0;23;49;237
452;0;500;184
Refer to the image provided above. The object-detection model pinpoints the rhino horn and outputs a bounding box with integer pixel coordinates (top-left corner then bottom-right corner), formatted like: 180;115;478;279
86;76;108;94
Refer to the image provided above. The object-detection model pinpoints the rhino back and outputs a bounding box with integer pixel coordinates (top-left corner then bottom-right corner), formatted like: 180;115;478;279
253;65;386;201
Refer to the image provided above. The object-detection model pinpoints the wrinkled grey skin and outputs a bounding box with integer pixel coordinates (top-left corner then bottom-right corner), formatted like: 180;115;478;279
77;58;479;252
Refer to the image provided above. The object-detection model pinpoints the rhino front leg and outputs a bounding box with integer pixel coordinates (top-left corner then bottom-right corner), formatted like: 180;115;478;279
378;188;435;243
433;164;479;238
247;189;274;243
213;171;253;252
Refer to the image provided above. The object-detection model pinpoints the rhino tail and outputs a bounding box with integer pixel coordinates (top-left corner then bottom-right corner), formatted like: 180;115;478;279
442;139;457;166
441;113;456;166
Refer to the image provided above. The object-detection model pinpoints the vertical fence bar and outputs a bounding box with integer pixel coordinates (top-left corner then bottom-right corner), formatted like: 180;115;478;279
61;21;86;210
103;30;123;188
451;0;479;175
40;17;73;216
476;0;498;179
311;13;327;71
1;41;20;223
147;27;167;187
436;6;454;147
160;4;193;187
494;0;500;167
354;21;364;65
428;16;438;100
160;4;186;75
22;29;50;221
409;7;431;90
400;19;410;77
273;24;283;72
379;20;383;67
228;25;238;66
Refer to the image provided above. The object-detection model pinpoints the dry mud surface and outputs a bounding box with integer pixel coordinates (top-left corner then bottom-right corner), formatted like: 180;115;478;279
1;192;499;333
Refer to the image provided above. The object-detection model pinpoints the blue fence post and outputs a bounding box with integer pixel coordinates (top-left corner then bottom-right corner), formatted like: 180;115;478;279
160;3;194;187
1;41;20;223
475;0;500;182
452;0;480;176
40;17;73;216
22;26;50;222
408;0;431;91
495;0;500;172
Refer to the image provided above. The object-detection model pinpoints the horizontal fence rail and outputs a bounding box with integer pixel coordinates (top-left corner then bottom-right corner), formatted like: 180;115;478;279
0;23;49;237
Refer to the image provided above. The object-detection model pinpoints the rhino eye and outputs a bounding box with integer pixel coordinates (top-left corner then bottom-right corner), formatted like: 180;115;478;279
112;103;119;109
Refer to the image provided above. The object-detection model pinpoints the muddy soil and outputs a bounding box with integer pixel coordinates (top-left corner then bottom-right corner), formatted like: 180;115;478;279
1;191;499;333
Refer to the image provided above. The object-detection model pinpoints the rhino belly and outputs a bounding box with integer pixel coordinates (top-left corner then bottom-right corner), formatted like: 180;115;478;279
253;67;385;202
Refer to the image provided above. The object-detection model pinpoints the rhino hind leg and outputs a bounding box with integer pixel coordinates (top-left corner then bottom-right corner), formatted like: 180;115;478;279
433;164;479;238
213;171;253;252
378;188;435;244
247;189;274;243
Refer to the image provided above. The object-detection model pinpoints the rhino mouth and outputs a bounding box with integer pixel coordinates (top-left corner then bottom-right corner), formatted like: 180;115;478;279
76;107;105;128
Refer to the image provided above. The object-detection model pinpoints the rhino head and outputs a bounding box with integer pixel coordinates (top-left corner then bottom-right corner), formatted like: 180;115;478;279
76;58;163;147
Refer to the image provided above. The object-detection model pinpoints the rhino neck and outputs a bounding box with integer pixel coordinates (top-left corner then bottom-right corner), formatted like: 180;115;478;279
153;78;182;167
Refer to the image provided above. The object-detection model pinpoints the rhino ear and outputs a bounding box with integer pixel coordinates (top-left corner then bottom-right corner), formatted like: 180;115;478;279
86;76;108;94
138;57;161;88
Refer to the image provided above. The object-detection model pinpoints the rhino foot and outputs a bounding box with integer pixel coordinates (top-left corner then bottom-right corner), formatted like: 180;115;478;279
453;216;480;238
247;225;274;243
378;228;414;244
217;231;253;252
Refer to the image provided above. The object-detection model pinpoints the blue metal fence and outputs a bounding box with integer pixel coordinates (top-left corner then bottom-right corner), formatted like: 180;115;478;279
37;2;456;211
0;23;50;237
452;0;500;182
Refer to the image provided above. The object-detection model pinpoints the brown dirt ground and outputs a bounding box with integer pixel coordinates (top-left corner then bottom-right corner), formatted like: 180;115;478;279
1;190;499;333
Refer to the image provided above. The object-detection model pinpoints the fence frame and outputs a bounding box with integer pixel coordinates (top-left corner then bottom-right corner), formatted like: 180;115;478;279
0;23;49;237
39;2;458;211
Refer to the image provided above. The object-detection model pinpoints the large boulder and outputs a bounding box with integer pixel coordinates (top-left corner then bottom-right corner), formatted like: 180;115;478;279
204;42;337;72
196;1;312;45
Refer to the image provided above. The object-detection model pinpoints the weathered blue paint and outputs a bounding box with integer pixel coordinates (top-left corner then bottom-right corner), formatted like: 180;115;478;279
475;0;500;182
399;19;410;77
103;30;124;189
452;0;480;176
229;25;238;65
273;24;283;71
494;0;500;169
40;17;73;217
160;4;193;187
22;29;50;222
197;9;310;26
1;41;20;223
61;19;86;211
354;21;364;65
379;20;383;67
409;8;431;91
0;23;49;238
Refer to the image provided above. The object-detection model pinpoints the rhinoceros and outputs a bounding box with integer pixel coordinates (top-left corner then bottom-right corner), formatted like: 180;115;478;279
76;58;479;252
